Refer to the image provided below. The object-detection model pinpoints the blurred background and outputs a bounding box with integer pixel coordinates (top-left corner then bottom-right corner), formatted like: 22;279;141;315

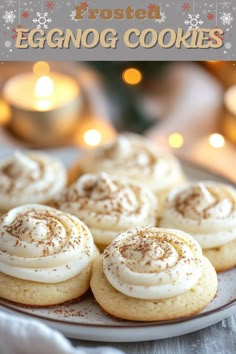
0;61;236;181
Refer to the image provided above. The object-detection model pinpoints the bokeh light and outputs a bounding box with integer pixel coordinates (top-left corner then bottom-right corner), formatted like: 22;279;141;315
75;117;117;148
84;129;102;147
33;61;50;77
168;133;184;149
208;134;225;149
122;68;142;85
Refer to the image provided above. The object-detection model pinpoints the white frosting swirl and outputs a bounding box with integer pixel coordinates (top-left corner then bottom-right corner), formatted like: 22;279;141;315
103;227;203;300
0;151;67;210
55;172;158;245
79;134;185;195
0;205;96;283
160;182;236;249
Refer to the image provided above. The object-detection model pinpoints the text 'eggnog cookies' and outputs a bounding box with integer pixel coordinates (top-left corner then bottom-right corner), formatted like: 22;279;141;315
55;172;158;249
0;151;67;213
69;133;185;202
160;182;236;272
90;227;217;321
0;205;99;306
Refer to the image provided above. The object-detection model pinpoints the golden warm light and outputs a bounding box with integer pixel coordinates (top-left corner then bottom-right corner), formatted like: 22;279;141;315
35;99;52;111
35;76;54;98
34;76;54;111
75;117;117;148
209;134;225;149
224;85;236;115
168;133;184;149
122;68;142;85
0;99;11;124
33;61;50;77
84;129;102;147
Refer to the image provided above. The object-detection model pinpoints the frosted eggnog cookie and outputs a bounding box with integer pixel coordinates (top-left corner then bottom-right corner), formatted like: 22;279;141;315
90;227;217;321
0;151;67;214
160;182;236;272
69;133;185;203
55;172;158;249
0;205;99;306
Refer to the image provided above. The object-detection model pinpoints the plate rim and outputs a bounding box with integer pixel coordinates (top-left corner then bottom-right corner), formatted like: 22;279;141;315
0;159;236;340
1;302;236;342
0;293;236;329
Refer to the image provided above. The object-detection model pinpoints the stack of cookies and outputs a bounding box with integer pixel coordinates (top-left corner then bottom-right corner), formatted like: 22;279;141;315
0;133;234;322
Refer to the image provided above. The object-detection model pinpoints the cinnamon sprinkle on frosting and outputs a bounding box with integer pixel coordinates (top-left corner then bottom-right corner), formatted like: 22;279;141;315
55;172;158;245
160;181;236;249
102;227;203;300
0;204;96;283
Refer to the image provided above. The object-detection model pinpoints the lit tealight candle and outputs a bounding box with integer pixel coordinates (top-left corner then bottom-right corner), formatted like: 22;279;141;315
224;85;236;115
3;62;81;146
222;85;236;144
0;99;11;125
34;75;54;111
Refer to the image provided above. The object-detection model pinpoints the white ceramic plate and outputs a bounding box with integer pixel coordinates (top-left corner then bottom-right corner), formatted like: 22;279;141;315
0;158;236;342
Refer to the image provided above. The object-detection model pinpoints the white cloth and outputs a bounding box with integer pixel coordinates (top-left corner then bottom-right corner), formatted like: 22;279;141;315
0;311;124;354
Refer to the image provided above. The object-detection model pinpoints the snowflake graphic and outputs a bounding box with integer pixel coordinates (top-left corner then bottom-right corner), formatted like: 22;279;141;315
70;9;80;21
46;1;55;10
33;12;52;29
185;14;203;30
207;13;215;21
155;12;166;24
22;11;30;19
5;0;16;7
2;10;16;24
225;42;232;50
5;40;12;48
220;12;234;26
182;3;190;12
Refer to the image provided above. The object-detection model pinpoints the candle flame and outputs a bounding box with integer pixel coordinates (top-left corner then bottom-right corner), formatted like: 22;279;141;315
35;76;54;98
35;76;54;111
